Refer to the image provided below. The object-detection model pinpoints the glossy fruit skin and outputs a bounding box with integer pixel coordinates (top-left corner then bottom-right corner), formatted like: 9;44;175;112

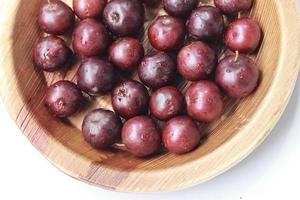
225;18;261;53
163;116;201;154
150;86;185;121
38;0;75;35
34;36;72;72
148;15;186;51
77;58;115;96
215;55;259;98
82;109;122;149
45;80;83;118
122;116;161;157
73;0;107;19
138;51;176;88
72;19;109;57
112;80;149;119
103;0;145;36
108;37;144;71
186;6;224;42
163;0;197;17
214;0;253;15
185;81;223;122
177;41;217;81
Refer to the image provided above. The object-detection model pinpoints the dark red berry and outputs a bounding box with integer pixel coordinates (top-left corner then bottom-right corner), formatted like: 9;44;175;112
163;0;197;17
34;36;72;72
148;15;186;51
150;86;185;121
215;55;259;98
185;81;223;122
109;37;144;71
163;116;202;154
225;17;261;53
103;0;145;36
72;18;109;57
122;116;161;157
187;6;224;42
214;0;253;15
82;109;122;149
138;51;176;88
112;80;149;119
77;58;115;96
177;41;217;81
38;0;75;35
73;0;107;19
45;80;83;118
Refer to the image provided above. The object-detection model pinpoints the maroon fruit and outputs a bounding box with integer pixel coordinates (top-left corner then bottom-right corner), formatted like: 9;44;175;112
77;58;115;96
73;0;107;19
122;116;161;157
177;41;217;81
150;86;185;121
34;36;72;72
214;0;253;15
163;116;202;154
82;109;122;149
185;81;223;122
187;6;224;42
38;0;75;35
225;18;261;53
148;15;186;51
45;80;83;118
109;37;144;71
138;51;176;88
163;0;197;17
215;55;259;98
112;80;149;119
72;18;109;57
103;0;145;36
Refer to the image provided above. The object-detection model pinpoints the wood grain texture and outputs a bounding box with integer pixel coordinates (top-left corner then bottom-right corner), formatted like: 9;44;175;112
0;0;300;193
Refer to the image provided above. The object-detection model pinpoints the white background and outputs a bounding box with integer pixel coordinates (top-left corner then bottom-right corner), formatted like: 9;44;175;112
1;2;300;200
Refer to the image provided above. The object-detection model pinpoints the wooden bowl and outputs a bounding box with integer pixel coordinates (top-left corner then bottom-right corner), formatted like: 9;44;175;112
0;0;300;193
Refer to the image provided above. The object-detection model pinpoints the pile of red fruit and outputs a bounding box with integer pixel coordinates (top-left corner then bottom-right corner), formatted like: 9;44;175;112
34;0;261;157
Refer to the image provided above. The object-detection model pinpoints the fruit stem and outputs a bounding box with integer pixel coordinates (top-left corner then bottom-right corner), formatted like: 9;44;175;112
234;51;239;62
238;12;241;19
47;0;55;9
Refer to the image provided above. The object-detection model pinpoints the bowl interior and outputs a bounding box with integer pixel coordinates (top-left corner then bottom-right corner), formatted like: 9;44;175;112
11;0;281;191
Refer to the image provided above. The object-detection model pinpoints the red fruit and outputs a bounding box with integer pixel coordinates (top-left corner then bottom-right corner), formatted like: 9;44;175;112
185;81;223;122
109;37;144;71
112;80;149;119
177;41;217;81
72;19;109;57
214;0;253;15
138;51;176;88
38;0;75;35
225;18;262;53
163;116;202;154
103;0;145;36
122;116;161;157
73;0;107;19
82;109;122;149
215;55;259;98
150;86;185;121
34;36;72;72
187;6;224;42
45;81;83;118
148;15;186;51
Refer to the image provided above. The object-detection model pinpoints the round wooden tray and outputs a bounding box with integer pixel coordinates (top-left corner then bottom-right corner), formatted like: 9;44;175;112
0;0;300;193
